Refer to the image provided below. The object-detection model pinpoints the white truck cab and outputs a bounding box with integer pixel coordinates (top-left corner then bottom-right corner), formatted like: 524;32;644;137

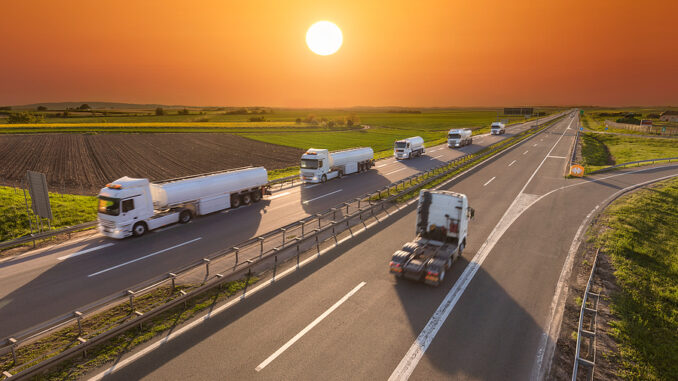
447;129;472;148
491;122;506;135
98;177;158;239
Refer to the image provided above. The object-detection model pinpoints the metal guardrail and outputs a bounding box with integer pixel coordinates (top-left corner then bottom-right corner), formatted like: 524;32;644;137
572;248;600;381
0;115;564;379
587;157;678;175
0;221;98;251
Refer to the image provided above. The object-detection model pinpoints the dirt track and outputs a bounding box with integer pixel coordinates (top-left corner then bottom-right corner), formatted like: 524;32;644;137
0;134;303;194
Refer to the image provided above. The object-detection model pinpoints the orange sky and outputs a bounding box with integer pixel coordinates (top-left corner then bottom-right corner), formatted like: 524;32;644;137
1;0;676;107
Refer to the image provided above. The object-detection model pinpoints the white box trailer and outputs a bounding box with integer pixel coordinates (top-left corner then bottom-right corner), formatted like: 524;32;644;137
97;167;268;238
300;147;374;183
394;136;425;159
491;122;506;135
447;129;472;148
389;190;474;286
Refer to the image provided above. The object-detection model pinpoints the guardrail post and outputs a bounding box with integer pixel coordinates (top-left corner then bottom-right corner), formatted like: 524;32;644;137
301;221;305;238
8;338;17;363
203;258;210;277
356;198;361;209
281;228;286;246
271;250;278;283
74;311;83;335
332;207;337;220
233;247;240;269
331;222;338;245
241;269;252;300
345;202;350;214
295;237;301;269
314;229;320;256
127;290;135;312
316;213;322;229
169;272;177;292
258;236;265;259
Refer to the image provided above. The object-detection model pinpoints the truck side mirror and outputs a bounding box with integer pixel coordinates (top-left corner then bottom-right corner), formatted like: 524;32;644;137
468;207;475;219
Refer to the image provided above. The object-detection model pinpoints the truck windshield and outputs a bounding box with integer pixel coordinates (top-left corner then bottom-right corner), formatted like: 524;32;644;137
98;197;120;216
448;134;461;139
300;159;319;169
395;142;407;149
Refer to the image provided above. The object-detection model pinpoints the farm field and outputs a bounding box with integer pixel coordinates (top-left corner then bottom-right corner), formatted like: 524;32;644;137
0;134;304;194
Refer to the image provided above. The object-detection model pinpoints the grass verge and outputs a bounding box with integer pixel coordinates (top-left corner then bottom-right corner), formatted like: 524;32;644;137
594;177;678;380
1;277;258;380
580;133;678;173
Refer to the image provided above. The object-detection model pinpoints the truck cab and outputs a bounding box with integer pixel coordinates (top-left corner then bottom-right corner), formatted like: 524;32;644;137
97;177;154;238
300;149;335;183
394;140;412;159
490;122;506;135
447;129;472;148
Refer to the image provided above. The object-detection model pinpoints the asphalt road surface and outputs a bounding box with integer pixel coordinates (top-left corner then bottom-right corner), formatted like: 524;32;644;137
0;115;562;337
92;112;678;380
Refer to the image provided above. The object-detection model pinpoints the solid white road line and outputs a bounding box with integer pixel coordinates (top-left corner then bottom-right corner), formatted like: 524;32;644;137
547;156;567;159
389;116;574;381
483;177;496;186
429;154;444;160
154;224;183;231
523;150;529;155
304;183;321;189
508;160;517;167
385;168;406;176
267;191;291;200
302;189;343;204
255;281;366;372
88;238;202;277
57;243;115;261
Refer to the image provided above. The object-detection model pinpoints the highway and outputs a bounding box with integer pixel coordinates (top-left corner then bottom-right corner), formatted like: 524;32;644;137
0;115;562;337
88;113;678;380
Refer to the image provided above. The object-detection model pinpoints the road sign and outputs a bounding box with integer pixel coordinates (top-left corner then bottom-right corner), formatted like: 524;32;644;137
662;127;667;132
580;127;583;131
580;110;584;116
26;170;53;220
569;165;585;177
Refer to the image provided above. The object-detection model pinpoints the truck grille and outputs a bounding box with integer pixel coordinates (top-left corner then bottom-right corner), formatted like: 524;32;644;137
98;219;115;229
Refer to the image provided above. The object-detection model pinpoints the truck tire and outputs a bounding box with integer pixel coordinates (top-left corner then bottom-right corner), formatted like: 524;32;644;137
132;222;147;237
321;174;327;183
241;193;252;205
179;210;192;224
252;190;262;202
231;194;241;208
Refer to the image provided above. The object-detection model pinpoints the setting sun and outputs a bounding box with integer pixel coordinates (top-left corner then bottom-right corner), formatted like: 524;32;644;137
306;21;342;56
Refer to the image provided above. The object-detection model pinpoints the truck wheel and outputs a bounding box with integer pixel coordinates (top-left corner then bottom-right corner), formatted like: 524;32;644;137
252;191;262;202
241;193;252;205
231;194;241;208
132;222;147;237
179;210;192;224
321;174;327;183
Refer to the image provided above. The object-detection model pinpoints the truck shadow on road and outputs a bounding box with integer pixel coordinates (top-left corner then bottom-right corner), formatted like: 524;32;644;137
392;257;552;380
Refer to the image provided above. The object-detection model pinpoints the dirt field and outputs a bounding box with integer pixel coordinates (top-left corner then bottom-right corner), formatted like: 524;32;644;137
0;134;303;194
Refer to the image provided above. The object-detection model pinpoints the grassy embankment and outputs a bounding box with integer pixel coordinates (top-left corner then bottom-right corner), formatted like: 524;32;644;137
0;277;258;380
594;177;678;379
0;186;97;242
579;133;678;173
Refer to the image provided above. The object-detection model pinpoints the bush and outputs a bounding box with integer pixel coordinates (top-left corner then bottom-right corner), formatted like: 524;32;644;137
178;108;190;115
7;112;44;124
79;104;90;110
37;106;47;111
295;118;302;124
646;113;660;119
155;107;165;116
616;116;641;125
249;116;265;122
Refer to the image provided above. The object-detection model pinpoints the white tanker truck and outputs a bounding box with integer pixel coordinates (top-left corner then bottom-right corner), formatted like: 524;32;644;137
394;136;425;159
300;147;374;183
97;167;269;238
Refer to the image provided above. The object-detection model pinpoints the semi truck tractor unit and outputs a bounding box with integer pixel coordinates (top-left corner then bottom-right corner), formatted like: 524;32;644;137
389;189;474;286
394;136;425;159
300;147;374;183
447;129;473;148
490;122;506;135
97;167;269;238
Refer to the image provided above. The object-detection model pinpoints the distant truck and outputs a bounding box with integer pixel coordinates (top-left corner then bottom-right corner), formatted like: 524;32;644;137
447;129;473;148
394;136;425;159
490;122;506;135
97;167;269;238
389;189;474;286
300;147;374;183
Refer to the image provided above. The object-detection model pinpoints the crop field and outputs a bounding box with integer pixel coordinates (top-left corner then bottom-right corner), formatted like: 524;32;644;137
0;134;304;194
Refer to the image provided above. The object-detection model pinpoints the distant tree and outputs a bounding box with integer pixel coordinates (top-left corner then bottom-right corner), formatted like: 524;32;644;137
37;106;47;111
79;104;90;110
63;110;70;117
303;114;317;123
616;116;641;125
328;120;335;127
646;113;660;119
249;116;265;122
295;117;302;124
0;106;11;111
178;108;190;115
346;119;354;127
8;112;44;124
155;107;165;116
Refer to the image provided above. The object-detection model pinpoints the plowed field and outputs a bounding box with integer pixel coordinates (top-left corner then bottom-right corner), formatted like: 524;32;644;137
0;134;303;194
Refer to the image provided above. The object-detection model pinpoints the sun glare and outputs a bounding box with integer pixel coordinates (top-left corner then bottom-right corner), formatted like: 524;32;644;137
306;21;342;56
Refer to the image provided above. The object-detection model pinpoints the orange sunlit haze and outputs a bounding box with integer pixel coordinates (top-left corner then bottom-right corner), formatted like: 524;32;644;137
1;0;677;107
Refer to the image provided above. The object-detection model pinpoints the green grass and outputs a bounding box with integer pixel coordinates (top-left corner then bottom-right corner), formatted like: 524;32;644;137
595;177;678;380
0;186;97;242
580;133;678;173
1;277;258;380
